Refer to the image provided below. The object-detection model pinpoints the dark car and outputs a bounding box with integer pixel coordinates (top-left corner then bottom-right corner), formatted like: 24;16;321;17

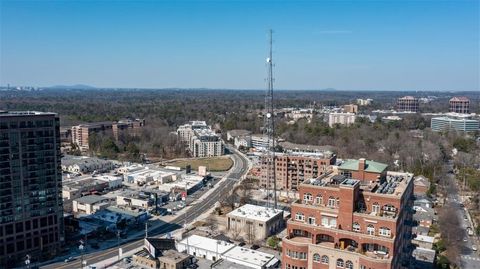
250;244;260;250
238;242;246;247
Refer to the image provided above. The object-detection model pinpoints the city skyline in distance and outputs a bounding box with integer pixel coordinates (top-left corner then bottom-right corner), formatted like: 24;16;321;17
1;0;479;91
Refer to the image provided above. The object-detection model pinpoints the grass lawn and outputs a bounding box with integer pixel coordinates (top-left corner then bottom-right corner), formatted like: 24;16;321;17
165;157;233;172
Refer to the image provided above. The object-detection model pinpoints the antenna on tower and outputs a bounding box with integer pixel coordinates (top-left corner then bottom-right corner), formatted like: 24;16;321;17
264;29;277;210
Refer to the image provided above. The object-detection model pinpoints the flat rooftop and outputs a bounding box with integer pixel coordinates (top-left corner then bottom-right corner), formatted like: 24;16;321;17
178;235;235;254
227;204;283;222
222;246;278;268
0;111;57;117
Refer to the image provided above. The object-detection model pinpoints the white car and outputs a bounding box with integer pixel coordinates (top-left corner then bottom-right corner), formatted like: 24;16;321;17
472;245;478;251
64;257;74;263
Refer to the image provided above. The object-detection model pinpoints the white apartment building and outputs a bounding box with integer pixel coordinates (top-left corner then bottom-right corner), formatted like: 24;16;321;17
328;112;356;127
177;121;224;157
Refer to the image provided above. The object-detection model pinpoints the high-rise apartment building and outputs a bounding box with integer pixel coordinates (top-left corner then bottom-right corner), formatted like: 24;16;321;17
0;111;64;267
396;96;419;113
449;97;470;114
261;151;337;191
282;171;414;269
177;121;224;157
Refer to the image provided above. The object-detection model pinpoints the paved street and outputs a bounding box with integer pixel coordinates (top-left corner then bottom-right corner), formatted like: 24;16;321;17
444;162;480;269
41;147;249;269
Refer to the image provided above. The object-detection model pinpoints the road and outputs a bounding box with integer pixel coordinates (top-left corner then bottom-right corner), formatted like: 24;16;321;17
41;147;249;269
444;162;480;269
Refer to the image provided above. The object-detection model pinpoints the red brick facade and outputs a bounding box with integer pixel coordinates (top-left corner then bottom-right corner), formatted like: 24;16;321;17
282;175;414;269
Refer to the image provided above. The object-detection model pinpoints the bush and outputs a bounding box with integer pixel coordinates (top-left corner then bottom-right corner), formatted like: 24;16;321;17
436;255;450;269
267;236;280;249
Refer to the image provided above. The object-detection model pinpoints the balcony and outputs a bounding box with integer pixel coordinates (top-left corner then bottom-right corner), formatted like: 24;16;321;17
287;219;395;243
283;235;392;263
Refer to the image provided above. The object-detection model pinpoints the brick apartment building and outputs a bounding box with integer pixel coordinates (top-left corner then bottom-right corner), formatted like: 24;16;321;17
71;118;145;151
449;97;470;114
261;151;337;191
396;96;419;113
282;171;414;269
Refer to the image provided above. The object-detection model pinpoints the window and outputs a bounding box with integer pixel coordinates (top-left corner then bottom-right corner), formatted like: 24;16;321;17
367;224;375;235
346;260;353;269
322;217;329;227
336;258;344;268
379;227;391;237
383;204;396;212
321;255;329;264
328;196;336;208
313;253;321;262
336;197;340;207
303;193;312;203
308;216;315;225
372;203;380;214
353;222;360;232
315;195;323;205
295;213;305;221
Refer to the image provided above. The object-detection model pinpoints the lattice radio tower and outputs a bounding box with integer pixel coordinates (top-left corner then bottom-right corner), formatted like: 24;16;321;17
264;29;277;210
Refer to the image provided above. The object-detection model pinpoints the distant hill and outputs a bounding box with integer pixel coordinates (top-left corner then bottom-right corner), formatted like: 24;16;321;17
48;84;96;89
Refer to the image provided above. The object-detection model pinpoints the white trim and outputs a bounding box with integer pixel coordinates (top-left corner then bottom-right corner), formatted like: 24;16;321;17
320;212;338;218
364;219;378;224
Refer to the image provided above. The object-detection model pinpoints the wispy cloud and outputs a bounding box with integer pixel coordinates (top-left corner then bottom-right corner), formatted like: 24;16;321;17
315;30;353;34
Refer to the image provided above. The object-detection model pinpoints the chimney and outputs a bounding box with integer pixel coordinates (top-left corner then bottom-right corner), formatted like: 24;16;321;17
358;158;366;171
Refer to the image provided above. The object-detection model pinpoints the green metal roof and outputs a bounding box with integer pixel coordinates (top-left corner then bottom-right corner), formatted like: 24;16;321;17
339;159;388;173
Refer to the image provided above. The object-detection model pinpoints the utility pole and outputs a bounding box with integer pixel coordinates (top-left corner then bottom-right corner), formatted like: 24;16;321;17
264;29;277;210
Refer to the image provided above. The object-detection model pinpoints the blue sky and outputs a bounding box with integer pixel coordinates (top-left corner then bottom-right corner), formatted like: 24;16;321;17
1;0;479;91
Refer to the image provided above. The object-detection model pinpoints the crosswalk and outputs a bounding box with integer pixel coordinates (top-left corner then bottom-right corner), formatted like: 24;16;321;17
462;255;480;261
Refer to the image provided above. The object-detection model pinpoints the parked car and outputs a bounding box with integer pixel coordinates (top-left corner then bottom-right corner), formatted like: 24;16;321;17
64;257;74;263
472;245;477;251
250;244;260;250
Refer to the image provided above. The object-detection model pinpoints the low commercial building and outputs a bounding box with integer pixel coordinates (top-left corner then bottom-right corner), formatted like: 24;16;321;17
93;206;149;225
159;249;192;269
227;129;252;141
177;234;235;262
116;190;169;209
328;112;356;127
177;235;279;269
62;155;115;174
234;135;252;149
227;204;284;241
132;237;192;269
221;245;280;269
251;134;273;150
72;195;111;215
431;116;479;132
97;175;123;189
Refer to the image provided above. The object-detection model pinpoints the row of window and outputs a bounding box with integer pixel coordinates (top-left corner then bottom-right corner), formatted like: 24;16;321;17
302;194;339;208
293;212;392;237
285;250;307;260
302;193;398;214
312;255;354;269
